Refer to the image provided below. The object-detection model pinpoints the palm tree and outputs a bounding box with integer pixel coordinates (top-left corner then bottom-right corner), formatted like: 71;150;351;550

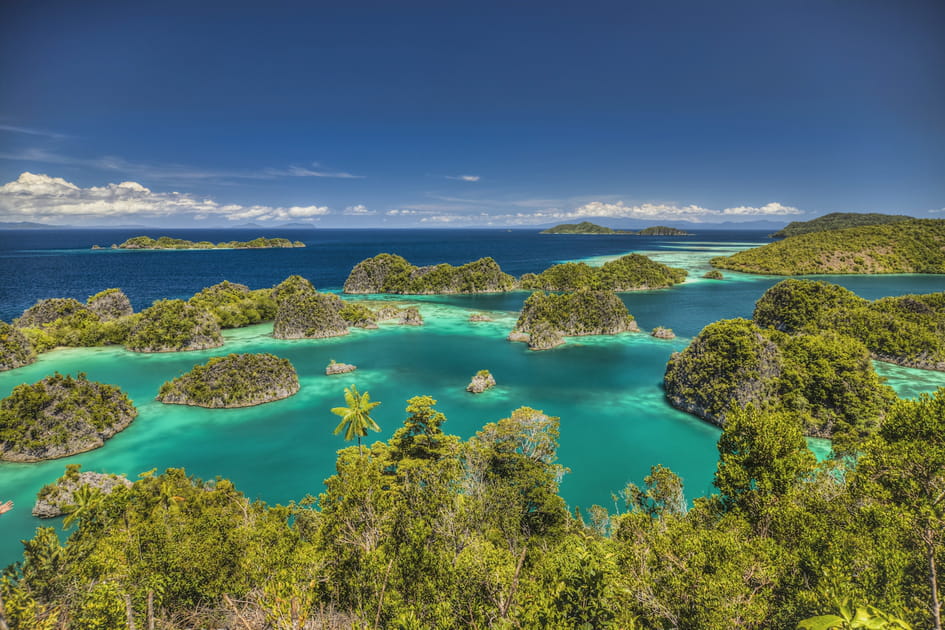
62;485;102;529
331;385;381;455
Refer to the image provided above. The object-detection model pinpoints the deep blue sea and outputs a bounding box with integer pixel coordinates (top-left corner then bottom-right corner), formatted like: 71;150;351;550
1;228;943;567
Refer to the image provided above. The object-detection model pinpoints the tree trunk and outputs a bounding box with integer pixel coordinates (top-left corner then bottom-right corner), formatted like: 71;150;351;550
147;590;154;630
928;526;942;630
358;435;363;456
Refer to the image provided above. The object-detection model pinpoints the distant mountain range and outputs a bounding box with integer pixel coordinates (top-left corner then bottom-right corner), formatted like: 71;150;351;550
528;217;789;231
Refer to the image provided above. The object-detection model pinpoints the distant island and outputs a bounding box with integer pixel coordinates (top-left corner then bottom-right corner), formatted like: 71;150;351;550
770;212;912;238
540;221;693;235
711;219;945;275
103;236;305;250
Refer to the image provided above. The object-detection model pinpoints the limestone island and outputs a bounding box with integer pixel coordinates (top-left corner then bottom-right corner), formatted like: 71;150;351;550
0;321;35;371
273;288;349;339
520;253;686;291
87;288;134;320
663;318;895;440
511;290;639;351
33;464;132;518
711;219;945;275
111;236;305;250
770;212;912;239
539;221;692;236
126;299;224;352
326;360;357;375
344;254;515;294
702;269;724;280
190;280;277;329
0;373;137;462
754;279;945;371
158;353;299;408
467;369;496;393
651;327;675;339
12;291;139;354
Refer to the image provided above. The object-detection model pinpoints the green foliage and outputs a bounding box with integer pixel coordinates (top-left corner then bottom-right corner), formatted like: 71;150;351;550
125;299;223;352
117;235;303;249
520;253;687;291
515;290;636;338
797;599;914;629
272;290;349;339
331;385;382;453
712;219;945;274
702;269;724;279
0;372;136;461
540;221;626;234
157;353;299;407
0;320;35;371
338;301;377;326
754;279;945;369
344;253;515;294
270;274;317;302
637;225;693;236
664;318;896;441
188;280;277;328
772;212;912;239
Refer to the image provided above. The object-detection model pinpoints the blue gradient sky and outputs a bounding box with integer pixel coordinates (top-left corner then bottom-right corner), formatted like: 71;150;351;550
1;0;943;227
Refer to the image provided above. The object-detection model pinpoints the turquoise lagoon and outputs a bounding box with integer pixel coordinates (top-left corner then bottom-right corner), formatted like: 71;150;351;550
1;238;944;567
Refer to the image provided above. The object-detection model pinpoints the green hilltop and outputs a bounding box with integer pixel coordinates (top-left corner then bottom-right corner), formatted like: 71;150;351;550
711;218;945;275
770;212;912;238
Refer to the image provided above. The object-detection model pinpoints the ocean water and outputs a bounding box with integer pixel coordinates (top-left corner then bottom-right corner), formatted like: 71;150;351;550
1;228;943;566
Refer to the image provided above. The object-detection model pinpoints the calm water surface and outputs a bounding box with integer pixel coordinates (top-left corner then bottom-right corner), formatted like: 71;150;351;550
1;228;943;566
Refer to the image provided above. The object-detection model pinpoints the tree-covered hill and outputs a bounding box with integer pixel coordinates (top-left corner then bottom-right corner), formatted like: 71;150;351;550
770;212;912;238
711;219;945;275
158;353;300;407
519;254;687;291
343;254;516;294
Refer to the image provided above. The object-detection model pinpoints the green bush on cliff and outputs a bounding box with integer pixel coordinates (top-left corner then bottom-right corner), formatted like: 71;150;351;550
515;290;636;337
711;218;945;274
158;353;299;408
13;297;136;352
0;321;35;371
520;254;686;291
754;279;945;369
271;274;317;302
0;372;137;461
125;300;223;352
344;254;515;294
189;281;277;329
273;291;349;339
664;318;896;443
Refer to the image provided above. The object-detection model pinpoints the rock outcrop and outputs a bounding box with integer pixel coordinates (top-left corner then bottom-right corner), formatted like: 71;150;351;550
507;331;530;343
87;288;134;321
466;370;497;393
0;321;35;371
515;290;638;351
33;465;132;518
326;361;358;375
273;292;349;339
14;298;92;328
398;307;423;326
125;300;223;352
0;373;137;462
158;353;299;408
468;313;493;322
702;270;724;280
526;322;565;351
651;327;676;339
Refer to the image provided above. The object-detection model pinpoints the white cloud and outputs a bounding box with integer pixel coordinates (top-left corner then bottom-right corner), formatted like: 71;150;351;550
274;164;364;179
343;204;377;216
0;172;329;224
446;175;481;182
564;200;802;222
0;124;68;139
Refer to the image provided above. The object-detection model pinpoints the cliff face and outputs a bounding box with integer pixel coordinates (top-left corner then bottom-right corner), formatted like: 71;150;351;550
14;298;93;328
664;319;783;427
125;300;224;352
158;353;300;408
0;373;137;462
273;292;349;339
516;290;637;338
343;254;515;294
0;321;35;371
87;289;134;321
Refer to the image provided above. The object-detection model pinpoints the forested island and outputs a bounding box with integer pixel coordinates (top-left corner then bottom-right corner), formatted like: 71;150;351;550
520;253;686;291
107;236;305;250
344;254;516;294
158;353;300;407
664;318;894;447
540;221;693;235
4;390;942;629
770;212;912;238
712;219;945;274
511;290;638;350
0;373;137;461
754;280;945;370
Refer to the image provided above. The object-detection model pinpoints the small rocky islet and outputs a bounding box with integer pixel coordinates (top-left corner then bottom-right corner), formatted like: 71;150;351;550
158;353;300;408
466;369;496;393
510;290;639;351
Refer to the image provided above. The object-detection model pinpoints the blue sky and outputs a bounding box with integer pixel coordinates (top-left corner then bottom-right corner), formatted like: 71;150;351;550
1;0;943;227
